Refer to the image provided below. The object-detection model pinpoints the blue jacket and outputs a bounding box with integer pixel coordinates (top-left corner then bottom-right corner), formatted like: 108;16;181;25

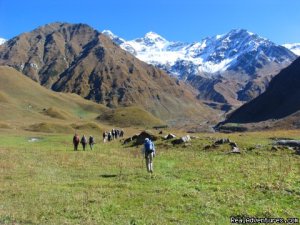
142;140;156;155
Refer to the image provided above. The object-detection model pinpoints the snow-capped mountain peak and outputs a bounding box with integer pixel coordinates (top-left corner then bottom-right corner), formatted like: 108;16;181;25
283;43;300;56
103;28;297;107
144;31;167;42
132;31;170;50
102;30;115;39
104;29;296;77
0;38;6;45
102;30;125;45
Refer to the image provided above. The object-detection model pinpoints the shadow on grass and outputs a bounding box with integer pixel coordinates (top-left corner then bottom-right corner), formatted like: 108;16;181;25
99;174;118;178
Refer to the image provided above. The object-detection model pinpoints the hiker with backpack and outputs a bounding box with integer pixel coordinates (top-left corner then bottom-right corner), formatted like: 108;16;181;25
103;131;107;143
89;135;95;150
73;133;80;151
80;135;87;151
142;138;156;173
108;132;112;142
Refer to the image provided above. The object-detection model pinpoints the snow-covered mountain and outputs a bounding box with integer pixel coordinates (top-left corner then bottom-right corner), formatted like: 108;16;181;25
283;43;300;56
103;29;297;109
104;29;295;78
102;30;125;45
0;38;6;45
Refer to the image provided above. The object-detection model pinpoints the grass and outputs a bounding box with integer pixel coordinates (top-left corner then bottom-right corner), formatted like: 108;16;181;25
0;129;299;224
97;106;164;128
25;122;74;134
0;122;11;129
41;107;71;120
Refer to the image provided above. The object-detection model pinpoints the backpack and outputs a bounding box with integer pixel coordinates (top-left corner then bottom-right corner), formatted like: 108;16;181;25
145;140;154;153
81;136;87;144
89;136;94;144
73;135;79;144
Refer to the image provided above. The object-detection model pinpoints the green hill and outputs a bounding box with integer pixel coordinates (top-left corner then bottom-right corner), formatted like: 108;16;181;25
0;66;165;131
97;106;164;127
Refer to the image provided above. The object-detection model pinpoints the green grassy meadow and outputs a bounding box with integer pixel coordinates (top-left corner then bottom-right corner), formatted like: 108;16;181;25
0;129;299;225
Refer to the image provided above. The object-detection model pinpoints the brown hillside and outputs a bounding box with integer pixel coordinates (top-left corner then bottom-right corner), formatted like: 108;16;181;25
225;57;300;125
0;66;104;125
0;66;176;130
0;22;217;124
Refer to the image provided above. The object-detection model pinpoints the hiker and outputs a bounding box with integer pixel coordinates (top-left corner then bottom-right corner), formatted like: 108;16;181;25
73;133;80;151
120;129;124;137
89;135;95;150
80;135;87;151
108;132;112;142
103;131;107;143
111;128;115;140
142;138;156;173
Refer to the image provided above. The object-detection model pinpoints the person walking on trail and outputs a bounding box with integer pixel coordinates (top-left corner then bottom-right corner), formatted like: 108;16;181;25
103;131;107;143
142;138;156;173
73;133;80;151
89;135;95;150
80;135;87;151
108;132;112;142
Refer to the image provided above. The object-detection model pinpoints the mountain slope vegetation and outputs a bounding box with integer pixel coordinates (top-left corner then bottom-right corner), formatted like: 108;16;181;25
0;22;217;124
0;66;165;130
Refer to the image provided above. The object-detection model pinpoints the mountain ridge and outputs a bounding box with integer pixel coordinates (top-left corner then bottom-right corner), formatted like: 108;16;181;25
0;22;217;126
283;43;300;56
103;29;297;109
224;57;300;125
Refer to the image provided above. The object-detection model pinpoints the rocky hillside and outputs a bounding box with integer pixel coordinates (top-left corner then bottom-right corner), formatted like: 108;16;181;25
0;22;217;124
104;29;297;109
224;57;300;124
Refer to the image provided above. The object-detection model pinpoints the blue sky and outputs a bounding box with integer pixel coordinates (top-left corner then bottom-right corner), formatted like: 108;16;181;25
0;0;299;44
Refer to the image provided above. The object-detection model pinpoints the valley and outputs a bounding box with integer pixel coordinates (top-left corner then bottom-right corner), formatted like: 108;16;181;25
0;21;300;225
0;128;299;224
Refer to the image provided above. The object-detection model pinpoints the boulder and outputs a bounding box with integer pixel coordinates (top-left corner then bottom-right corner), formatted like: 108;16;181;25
135;131;158;145
172;135;191;145
132;134;138;140
229;142;238;148
123;132;154;145
230;147;241;154
164;133;176;140
214;138;230;145
123;137;132;145
276;140;300;148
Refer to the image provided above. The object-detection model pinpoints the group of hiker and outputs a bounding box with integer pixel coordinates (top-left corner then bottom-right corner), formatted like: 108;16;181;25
72;128;124;151
72;129;156;174
72;134;94;151
102;128;124;142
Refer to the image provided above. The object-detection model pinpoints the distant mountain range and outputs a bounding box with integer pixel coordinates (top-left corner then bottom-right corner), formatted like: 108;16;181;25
0;22;216;125
103;30;297;109
1;23;299;127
